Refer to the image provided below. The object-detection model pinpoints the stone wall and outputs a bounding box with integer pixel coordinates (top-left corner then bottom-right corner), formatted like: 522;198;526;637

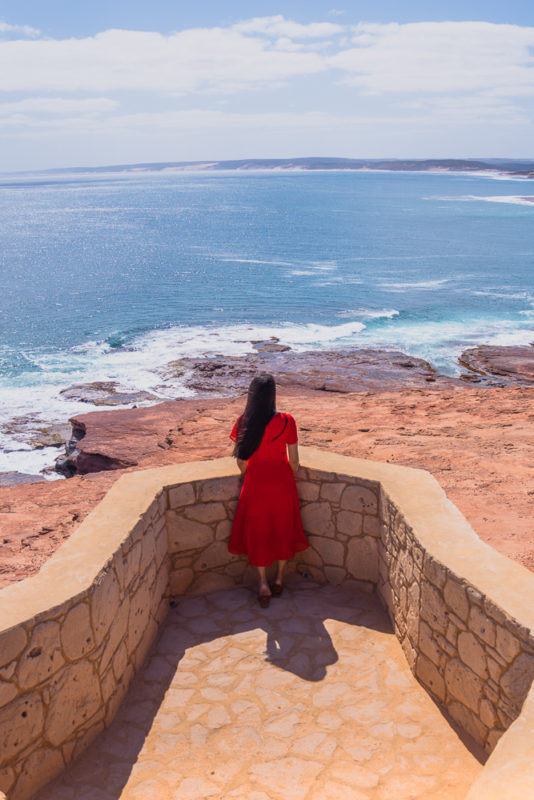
0;450;533;799
295;468;380;590
0;482;169;800
166;475;242;596
378;490;534;754
164;469;381;599
0;457;386;800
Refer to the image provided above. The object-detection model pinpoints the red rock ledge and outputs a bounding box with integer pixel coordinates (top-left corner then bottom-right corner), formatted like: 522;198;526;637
1;385;533;589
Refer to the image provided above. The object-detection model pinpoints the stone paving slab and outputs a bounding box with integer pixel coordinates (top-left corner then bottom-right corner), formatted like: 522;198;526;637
38;580;483;800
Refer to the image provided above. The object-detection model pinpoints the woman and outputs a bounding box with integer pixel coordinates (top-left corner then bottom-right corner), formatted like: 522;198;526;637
229;374;308;607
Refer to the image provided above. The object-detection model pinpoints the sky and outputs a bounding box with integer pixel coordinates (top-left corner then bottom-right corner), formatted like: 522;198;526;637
1;1;534;171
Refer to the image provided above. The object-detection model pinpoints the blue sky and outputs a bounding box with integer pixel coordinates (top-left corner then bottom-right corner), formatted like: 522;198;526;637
1;1;534;170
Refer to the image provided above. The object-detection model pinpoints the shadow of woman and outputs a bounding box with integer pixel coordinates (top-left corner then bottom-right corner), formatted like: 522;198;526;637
36;579;402;800
264;617;338;681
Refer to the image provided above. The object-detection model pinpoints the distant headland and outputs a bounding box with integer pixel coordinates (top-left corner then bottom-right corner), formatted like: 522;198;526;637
24;157;534;178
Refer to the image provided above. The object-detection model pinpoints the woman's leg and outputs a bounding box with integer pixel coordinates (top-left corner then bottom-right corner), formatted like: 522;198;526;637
258;566;271;596
275;560;286;586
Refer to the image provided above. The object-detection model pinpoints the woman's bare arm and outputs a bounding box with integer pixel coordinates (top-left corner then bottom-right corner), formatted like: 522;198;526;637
236;458;247;474
288;443;299;475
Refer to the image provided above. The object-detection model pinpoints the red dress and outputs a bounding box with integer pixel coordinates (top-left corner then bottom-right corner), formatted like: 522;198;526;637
228;412;308;567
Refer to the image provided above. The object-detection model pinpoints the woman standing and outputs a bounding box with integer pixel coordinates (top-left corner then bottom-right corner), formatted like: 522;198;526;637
229;374;308;607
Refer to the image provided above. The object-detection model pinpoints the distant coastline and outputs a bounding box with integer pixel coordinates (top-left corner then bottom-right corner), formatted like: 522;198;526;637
4;157;534;179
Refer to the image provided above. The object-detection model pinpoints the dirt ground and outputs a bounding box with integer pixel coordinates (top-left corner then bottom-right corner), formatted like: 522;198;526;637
1;386;533;589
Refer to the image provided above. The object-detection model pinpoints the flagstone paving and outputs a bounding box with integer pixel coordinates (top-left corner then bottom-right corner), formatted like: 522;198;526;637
38;580;484;800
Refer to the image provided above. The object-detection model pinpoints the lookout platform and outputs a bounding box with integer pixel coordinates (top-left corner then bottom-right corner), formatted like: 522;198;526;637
39;581;482;800
2;450;533;800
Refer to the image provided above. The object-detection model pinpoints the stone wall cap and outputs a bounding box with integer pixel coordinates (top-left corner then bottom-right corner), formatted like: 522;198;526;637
300;447;534;632
2;449;533;636
0;457;239;630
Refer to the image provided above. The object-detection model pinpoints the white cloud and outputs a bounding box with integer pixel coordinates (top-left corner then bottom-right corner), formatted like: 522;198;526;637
0;20;40;37
1;17;534;168
233;15;342;39
0;97;118;115
331;22;534;96
0;26;326;94
0;106;522;138
2;105;532;169
0;108;364;134
0;18;533;102
404;95;527;124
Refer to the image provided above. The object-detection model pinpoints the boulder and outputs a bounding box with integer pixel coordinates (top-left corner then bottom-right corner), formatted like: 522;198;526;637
159;348;461;396
460;344;534;385
59;398;225;475
251;337;291;353
59;381;158;406
0;471;45;487
30;423;72;449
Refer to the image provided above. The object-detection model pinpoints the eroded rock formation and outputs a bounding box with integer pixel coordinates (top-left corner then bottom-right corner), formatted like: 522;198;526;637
1;385;534;589
460;344;534;385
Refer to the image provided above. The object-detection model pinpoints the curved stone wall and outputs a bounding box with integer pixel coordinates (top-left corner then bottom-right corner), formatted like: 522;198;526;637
0;449;533;799
0;470;171;800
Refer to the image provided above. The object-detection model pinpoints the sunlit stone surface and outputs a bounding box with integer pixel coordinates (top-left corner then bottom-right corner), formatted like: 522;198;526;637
39;580;483;800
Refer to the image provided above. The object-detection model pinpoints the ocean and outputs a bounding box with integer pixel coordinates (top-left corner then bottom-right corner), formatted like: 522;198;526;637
1;168;534;476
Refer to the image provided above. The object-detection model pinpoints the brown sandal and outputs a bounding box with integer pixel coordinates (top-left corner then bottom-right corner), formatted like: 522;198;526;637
258;593;271;608
271;582;283;597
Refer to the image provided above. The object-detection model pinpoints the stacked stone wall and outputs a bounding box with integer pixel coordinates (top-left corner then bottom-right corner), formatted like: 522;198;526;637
378;489;534;754
166;475;243;596
295;469;380;590
165;470;381;599
0;489;169;800
1;451;533;799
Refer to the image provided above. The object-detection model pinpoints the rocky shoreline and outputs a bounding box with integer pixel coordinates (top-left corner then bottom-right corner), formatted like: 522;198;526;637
1;382;534;590
0;341;534;592
459;344;534;384
2;342;534;487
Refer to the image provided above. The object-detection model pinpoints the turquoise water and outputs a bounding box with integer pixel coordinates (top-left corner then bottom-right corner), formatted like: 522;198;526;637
1;169;534;471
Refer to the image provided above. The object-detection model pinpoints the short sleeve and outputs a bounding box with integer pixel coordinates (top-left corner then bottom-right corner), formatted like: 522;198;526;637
285;413;298;444
230;417;240;442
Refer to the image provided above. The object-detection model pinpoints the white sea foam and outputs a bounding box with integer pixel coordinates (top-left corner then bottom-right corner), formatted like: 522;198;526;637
378;278;450;291
431;194;534;207
220;257;295;266
480;196;534;207
38;207;136;213
472;289;534;301
312;279;344;287
218;256;339;272
354;316;534;373
420;171;530;183
3;309;534;476
0;446;64;479
0;318;370;474
336;308;400;320
350;254;480;261
307;261;338;271
285;261;339;274
477;171;531;182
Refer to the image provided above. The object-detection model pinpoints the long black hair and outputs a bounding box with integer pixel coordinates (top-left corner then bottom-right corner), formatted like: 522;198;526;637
233;374;276;460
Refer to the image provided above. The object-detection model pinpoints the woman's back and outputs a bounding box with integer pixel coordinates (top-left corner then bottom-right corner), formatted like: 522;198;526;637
229;408;306;569
250;412;296;463
232;412;297;466
228;374;308;602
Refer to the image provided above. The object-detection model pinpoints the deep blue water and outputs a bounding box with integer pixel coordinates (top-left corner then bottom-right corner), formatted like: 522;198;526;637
1;169;534;472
